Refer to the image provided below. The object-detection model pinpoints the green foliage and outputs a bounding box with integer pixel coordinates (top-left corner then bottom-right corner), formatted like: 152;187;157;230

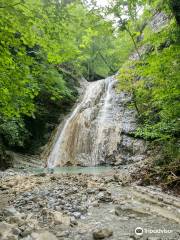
135;44;179;139
118;4;180;138
116;1;180;187
1;0;132;150
0;117;29;146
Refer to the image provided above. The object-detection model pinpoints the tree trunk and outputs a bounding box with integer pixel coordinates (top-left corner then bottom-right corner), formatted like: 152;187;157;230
132;90;140;116
125;26;142;60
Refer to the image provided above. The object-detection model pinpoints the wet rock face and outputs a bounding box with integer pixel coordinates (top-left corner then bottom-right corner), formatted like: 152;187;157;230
114;135;147;165
47;76;147;167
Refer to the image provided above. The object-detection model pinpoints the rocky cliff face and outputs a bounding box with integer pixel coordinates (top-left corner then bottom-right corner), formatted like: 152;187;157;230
46;75;147;168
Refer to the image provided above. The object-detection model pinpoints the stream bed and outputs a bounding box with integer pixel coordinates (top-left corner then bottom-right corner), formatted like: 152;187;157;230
0;171;180;240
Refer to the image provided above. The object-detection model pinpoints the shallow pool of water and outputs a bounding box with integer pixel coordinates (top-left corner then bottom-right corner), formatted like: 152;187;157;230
33;166;113;175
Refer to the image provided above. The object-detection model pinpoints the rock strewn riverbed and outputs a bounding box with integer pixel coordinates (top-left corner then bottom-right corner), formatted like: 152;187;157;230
0;171;180;240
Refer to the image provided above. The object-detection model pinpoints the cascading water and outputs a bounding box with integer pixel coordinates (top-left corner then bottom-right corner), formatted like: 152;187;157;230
47;76;124;168
91;77;117;165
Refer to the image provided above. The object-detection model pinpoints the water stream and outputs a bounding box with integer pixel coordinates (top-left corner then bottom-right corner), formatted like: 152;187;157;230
47;76;121;168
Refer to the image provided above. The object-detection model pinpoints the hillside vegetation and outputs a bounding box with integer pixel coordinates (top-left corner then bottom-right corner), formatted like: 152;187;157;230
116;0;180;189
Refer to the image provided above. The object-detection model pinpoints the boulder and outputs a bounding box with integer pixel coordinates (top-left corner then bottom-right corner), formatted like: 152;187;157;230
3;206;20;217
46;210;70;226
93;228;113;239
97;192;112;203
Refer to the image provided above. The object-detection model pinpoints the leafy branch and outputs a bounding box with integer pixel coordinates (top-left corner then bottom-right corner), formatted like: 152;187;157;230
0;1;23;8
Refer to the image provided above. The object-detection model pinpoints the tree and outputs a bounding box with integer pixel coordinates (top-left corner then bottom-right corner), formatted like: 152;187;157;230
0;0;123;150
107;0;144;59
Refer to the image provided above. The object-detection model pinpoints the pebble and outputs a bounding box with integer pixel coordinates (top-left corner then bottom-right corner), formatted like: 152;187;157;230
73;212;81;219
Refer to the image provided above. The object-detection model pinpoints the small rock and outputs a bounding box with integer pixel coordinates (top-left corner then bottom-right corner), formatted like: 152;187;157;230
93;228;113;239
98;187;106;192
21;236;32;240
70;216;78;225
87;189;96;194
51;211;70;226
3;206;20;217
92;201;100;207
56;231;69;237
9;216;24;226
50;176;56;181
12;227;21;236
114;206;122;216
113;174;120;182
31;231;57;240
34;172;46;177
73;212;81;219
21;228;33;238
97;192;112;203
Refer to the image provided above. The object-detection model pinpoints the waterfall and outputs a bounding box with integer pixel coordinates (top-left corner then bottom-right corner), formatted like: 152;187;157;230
47;76;121;168
91;77;117;165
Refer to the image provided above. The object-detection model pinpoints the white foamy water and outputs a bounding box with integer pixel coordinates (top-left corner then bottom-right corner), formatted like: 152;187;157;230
47;76;120;168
